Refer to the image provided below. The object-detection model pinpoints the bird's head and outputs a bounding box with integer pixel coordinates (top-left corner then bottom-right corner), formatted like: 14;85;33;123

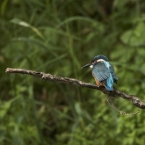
82;54;108;69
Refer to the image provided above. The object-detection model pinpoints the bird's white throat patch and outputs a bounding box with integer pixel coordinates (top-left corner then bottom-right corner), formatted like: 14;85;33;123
89;65;93;68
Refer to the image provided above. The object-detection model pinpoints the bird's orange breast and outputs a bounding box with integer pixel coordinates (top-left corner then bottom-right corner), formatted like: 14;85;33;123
92;73;104;87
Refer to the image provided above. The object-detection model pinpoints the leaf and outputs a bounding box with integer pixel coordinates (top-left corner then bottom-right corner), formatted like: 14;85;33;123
0;98;16;119
10;18;44;39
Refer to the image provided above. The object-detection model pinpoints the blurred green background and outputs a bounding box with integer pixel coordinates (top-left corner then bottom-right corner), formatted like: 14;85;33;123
1;0;145;145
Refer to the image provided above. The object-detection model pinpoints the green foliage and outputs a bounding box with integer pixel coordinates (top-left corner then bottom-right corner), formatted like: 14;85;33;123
1;0;145;144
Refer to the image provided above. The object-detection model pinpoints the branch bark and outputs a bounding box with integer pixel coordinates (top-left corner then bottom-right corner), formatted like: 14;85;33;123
5;67;145;109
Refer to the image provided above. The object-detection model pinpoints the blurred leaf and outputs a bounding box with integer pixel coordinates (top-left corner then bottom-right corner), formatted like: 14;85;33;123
121;22;145;46
0;0;8;15
10;18;44;39
0;98;16;118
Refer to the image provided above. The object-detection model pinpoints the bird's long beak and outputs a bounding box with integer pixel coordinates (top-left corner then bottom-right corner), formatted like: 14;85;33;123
81;63;91;69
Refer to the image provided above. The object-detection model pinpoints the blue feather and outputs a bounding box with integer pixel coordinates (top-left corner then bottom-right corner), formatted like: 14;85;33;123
92;61;117;91
105;73;114;91
103;61;110;69
103;61;114;90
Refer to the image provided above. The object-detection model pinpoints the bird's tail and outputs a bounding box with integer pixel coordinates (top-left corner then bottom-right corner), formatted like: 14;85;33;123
104;74;114;91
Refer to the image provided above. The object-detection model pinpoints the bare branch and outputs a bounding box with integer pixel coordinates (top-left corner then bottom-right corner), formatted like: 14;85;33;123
5;67;145;109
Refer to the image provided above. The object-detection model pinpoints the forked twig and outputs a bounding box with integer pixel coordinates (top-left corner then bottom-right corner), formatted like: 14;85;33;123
107;96;140;115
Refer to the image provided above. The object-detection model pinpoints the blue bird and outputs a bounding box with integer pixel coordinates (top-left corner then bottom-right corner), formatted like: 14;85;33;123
82;54;118;91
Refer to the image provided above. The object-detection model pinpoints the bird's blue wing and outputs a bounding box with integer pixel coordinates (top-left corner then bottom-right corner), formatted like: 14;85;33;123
92;62;117;91
109;64;118;82
92;62;110;81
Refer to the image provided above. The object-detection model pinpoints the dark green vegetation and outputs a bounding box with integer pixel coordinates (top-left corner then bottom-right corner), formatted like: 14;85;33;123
1;0;145;144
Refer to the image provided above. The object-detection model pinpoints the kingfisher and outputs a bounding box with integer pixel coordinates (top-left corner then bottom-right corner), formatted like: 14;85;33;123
82;54;118;91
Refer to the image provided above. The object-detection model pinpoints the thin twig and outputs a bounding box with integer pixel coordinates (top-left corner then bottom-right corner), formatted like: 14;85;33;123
5;67;145;109
107;96;140;115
